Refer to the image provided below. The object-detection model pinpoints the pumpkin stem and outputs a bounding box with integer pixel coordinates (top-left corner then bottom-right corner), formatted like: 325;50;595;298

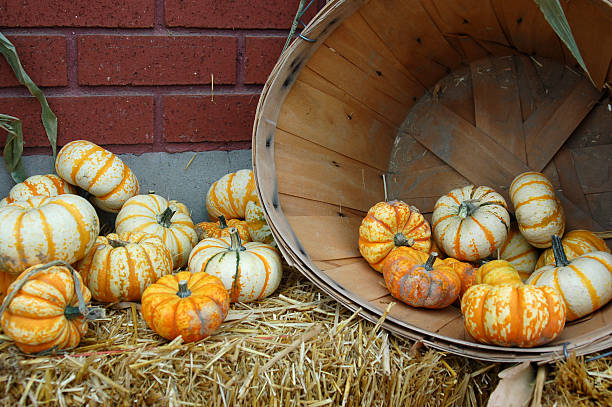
64;305;82;320
176;280;192;298
394;233;415;247
158;206;176;228
229;227;246;251
424;252;438;271
457;200;479;219
108;238;129;248
219;215;228;229
551;235;570;267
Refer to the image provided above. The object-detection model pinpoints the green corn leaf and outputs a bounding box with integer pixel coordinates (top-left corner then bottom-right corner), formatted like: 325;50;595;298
535;0;592;83
0;114;26;183
0;31;57;182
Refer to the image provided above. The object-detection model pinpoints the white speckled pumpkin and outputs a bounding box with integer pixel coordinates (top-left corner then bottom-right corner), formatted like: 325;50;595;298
188;228;282;303
498;224;540;281
245;200;275;245
432;185;510;261
206;169;258;220
527;235;612;321
0;174;77;208
115;194;198;269
0;195;100;274
55;140;139;212
509;172;565;248
77;232;173;302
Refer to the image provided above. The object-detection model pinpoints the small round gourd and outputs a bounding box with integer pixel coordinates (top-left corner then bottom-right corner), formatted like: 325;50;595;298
0;174;77;207
527;235;612;321
432;185;510;261
55;140;139;212
141;271;230;342
498;225;540;280
509;172;565;248
0;194;100;274
77;232;173;302
359;200;431;272
245;200;275;245
206;169;258;220
195;215;251;243
188;228;282;302
535;230;610;269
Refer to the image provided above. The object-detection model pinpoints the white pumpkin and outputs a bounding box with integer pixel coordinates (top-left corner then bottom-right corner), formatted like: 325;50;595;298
188;228;282;303
0;174;77;207
0;194;100;273
498;225;540;280
509;172;565;248
432;185;510;261
115;194;197;269
245;200;275;245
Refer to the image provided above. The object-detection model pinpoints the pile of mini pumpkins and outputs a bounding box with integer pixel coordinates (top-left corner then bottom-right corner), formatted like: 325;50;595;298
0;140;281;353
358;172;612;348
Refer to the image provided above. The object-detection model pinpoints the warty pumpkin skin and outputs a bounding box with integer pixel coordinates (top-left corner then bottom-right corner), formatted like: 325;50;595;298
527;235;612;321
359;200;431;272
432;185;510;262
0;174;77;208
509;172;565;248
115;194;198;269
535;230;610;269
206;169;258;220
383;248;461;309
195;215;251;243
245;200;275;245
55;140;139;212
141;271;229;342
77;232;173;302
0;194;100;274
188;228;282;303
498;225;540;280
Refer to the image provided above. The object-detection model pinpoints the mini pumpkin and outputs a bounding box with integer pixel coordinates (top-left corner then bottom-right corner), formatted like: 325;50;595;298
432;185;510;261
498;224;540;280
0;261;103;354
206;169;258;220
245;200;275;245
383;249;461;309
0;194;100;274
141;271;229;342
115;194;198;269
509;172;565;248
169;200;191;217
55;140;139;212
461;260;566;347
195;215;251;243
77;232;173;302
439;257;475;298
535;230;610;269
527;235;612;321
359;200;431;272
188;228;282;303
0;174;77;207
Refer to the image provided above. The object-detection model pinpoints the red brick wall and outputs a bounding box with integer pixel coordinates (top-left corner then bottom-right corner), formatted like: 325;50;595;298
0;0;323;155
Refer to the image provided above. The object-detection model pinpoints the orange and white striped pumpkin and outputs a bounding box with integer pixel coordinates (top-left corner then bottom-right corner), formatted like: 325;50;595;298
461;260;566;347
115;194;198;269
527;235;612;321
206;169;258;220
55;140;139;212
169;200;191;217
432;185;510;262
188;228;282;303
509;172;565;248
77;232;173;302
0;174;77;207
358;200;431;272
195;215;251;243
535;230;610;269
0;195;100;274
498;225;540;280
245;200;275;245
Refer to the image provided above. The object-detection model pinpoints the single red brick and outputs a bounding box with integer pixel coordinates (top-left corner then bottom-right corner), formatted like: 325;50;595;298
0;96;154;148
0;0;154;27
163;94;259;143
0;36;67;87
245;36;285;84
165;0;317;29
78;35;237;86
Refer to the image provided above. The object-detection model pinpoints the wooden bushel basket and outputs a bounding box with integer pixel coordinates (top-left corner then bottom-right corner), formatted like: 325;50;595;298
253;0;612;362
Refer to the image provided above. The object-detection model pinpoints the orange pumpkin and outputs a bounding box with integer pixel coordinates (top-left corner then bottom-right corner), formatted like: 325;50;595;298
498;224;540;280
0;261;103;354
141;271;229;342
359;201;431;272
195;215;251;243
383;248;461;309
535;230;610;269
0;174;77;207
440;257;475;298
461;260;566;347
206;169;258;220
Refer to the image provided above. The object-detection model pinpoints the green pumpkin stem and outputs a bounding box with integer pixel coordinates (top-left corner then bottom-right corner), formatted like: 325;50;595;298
457;200;479;219
176;281;192;298
108;238;129;248
394;233;415;247
424;252;438;271
219;215;228;229
551;235;570;267
64;305;82;320
158;206;176;228
229;227;246;251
